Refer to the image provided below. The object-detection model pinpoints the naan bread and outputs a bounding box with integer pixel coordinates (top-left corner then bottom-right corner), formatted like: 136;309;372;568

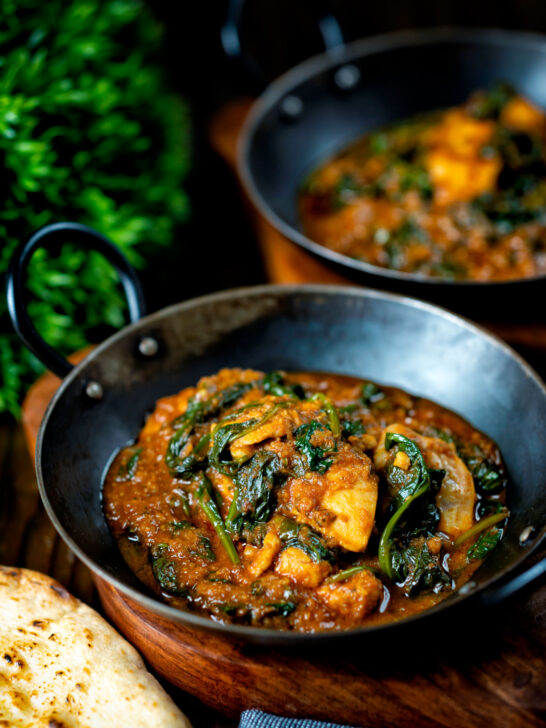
0;566;191;727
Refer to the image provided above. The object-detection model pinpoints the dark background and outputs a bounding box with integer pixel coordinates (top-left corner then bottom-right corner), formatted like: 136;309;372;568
143;0;546;314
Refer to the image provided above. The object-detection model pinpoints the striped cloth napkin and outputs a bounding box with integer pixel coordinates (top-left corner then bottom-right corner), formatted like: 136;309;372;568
239;710;358;728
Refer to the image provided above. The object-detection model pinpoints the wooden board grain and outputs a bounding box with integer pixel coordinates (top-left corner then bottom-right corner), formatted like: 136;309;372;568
95;576;546;727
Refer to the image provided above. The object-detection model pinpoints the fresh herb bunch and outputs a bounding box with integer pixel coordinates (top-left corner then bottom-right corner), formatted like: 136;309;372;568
0;0;190;416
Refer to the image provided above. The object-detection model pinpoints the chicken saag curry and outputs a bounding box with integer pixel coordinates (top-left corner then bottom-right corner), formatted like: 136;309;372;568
103;369;509;631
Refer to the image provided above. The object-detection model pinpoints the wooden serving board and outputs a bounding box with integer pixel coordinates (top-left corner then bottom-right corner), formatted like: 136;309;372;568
19;352;546;728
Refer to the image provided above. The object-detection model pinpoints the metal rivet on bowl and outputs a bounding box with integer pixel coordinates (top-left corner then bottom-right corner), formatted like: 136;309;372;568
138;336;159;357
334;64;360;91
458;581;476;596
519;526;536;546
279;95;303;121
85;380;103;400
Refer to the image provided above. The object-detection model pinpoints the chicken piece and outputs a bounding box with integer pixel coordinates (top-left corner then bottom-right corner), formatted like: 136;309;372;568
248;531;282;578
501;96;545;133
425;149;500;206
316;569;383;620
374;423;475;538
229;398;306;460
423;109;500;206
425;109;495;157
197;367;263;395
281;444;378;552
228;395;346;461
275;547;331;587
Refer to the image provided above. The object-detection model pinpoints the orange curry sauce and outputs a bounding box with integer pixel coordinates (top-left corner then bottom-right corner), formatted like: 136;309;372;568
103;369;509;632
299;84;546;280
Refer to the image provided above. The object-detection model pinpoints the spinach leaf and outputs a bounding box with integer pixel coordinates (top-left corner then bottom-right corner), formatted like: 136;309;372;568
468;82;515;120
206;573;233;584
404;500;441;539
167;433;210;480
218;604;250;617
398;162;433;200
369;132;390;154
196;473;239;565
341;418;366;439
217;381;255;409
462;451;507;494
378;433;432;580
476;499;504;519
386;433;431;509
360;381;389;409
294;421;335;474
262;371;304;399
454;509;509;548
165;398;206;475
472;190;543;232
468;528;503;561
428;469;446;494
166;382;254;476
338;404;358;414
188;535;216;562
391;541;452;596
227;451;283;534
250;580;265;597
279;519;336;564
150;544;189;596
209;420;259;475
309;393;340;436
